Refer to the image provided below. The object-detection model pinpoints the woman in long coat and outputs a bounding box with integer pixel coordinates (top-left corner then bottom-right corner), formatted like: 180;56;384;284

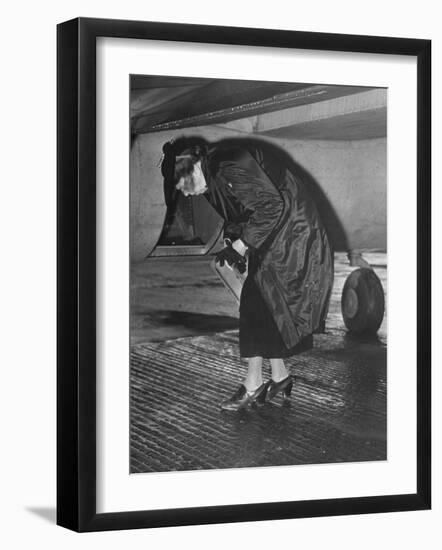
161;137;334;411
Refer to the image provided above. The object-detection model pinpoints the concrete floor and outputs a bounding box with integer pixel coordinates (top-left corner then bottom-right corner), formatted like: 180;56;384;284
130;252;387;473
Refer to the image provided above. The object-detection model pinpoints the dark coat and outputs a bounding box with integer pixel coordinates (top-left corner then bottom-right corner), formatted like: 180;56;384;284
203;141;334;349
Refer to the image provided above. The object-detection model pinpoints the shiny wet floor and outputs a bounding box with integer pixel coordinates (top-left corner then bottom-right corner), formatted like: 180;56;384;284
130;252;386;473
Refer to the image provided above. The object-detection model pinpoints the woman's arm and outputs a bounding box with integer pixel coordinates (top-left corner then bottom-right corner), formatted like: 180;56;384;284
217;148;284;250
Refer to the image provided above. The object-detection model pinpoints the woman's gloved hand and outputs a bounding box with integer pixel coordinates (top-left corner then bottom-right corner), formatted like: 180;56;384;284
215;240;247;274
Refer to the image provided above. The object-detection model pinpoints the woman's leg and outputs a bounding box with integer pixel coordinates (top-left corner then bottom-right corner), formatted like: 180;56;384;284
269;358;289;382
244;356;264;392
220;356;265;410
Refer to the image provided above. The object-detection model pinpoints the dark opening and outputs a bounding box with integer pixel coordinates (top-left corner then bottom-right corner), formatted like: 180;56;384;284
157;194;222;247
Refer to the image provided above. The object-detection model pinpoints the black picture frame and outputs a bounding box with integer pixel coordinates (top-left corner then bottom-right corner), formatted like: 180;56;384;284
57;17;431;532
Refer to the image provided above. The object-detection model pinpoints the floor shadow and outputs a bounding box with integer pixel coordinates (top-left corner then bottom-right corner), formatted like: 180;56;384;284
342;330;385;346
143;310;239;332
26;506;56;524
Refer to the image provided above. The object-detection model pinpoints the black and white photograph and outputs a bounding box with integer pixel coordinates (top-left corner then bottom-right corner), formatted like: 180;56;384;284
0;0;436;543
129;76;387;474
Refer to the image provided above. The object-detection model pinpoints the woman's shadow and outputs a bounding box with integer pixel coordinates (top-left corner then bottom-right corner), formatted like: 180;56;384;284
213;136;349;252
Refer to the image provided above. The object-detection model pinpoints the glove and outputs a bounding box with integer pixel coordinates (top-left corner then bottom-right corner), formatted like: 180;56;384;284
215;241;247;274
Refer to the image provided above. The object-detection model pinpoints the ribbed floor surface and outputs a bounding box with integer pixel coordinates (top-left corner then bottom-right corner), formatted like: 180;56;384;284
130;329;386;473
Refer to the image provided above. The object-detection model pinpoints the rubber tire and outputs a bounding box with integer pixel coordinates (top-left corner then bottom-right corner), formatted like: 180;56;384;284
341;268;385;335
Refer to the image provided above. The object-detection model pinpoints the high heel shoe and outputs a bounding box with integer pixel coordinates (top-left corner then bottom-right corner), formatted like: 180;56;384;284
220;383;268;411
266;375;293;402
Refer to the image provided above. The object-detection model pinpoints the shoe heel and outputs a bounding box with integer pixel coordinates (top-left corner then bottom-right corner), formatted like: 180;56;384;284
254;384;268;407
283;381;293;399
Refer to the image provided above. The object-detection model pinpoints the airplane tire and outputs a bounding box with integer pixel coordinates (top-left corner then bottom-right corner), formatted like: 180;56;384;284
341;268;385;335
